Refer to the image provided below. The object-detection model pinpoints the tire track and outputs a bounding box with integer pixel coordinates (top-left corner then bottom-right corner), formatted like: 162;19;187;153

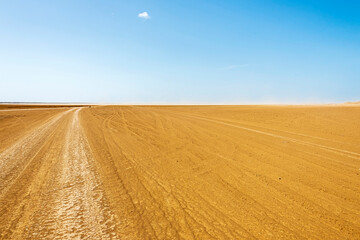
0;109;74;195
28;108;118;239
0;108;118;239
183;114;360;160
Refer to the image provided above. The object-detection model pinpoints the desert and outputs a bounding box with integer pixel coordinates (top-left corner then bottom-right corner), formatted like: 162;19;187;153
1;104;359;239
2;0;360;239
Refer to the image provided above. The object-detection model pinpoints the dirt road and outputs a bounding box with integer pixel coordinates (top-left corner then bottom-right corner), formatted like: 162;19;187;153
0;105;360;239
0;108;117;239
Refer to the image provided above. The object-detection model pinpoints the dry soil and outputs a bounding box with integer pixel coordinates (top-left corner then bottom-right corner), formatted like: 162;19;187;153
0;105;360;239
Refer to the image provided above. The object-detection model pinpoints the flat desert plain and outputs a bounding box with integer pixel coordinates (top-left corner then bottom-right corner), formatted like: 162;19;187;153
0;105;360;239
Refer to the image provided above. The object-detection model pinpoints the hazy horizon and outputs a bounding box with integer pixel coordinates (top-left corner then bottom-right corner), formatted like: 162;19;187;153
1;0;359;104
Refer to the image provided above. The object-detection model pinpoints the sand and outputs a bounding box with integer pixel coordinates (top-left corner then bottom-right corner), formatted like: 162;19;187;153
0;105;359;239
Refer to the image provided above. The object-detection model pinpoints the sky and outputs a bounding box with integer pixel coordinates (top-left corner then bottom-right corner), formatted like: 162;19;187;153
0;0;359;104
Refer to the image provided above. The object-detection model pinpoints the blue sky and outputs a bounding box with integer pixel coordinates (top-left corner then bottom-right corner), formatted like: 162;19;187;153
0;0;359;104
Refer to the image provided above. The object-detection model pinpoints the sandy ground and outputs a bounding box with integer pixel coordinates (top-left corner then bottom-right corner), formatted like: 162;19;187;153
0;105;360;239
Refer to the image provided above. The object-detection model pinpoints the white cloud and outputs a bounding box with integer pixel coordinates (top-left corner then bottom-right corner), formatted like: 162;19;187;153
138;12;150;20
